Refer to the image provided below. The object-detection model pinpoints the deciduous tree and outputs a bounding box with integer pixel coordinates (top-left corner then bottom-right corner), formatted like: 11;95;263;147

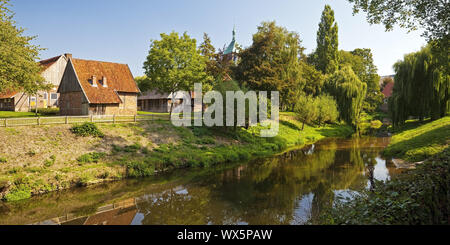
143;31;211;116
0;0;46;94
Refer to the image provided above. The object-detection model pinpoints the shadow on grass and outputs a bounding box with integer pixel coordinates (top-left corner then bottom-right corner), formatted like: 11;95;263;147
384;124;450;161
279;120;302;131
317;124;354;138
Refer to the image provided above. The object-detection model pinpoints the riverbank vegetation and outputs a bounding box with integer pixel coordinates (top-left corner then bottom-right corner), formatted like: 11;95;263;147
319;146;449;225
384;116;450;162
0;113;353;202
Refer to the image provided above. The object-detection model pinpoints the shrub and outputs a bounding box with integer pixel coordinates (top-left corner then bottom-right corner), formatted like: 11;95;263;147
36;108;59;116
4;187;32;202
71;122;104;137
0;157;7;163
126;161;155;178
77;152;106;164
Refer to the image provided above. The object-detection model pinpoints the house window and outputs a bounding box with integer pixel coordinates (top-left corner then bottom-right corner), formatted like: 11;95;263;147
51;93;58;100
43;93;47;100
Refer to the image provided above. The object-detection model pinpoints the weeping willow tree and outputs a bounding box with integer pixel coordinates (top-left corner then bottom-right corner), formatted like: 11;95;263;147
326;66;367;130
389;45;449;127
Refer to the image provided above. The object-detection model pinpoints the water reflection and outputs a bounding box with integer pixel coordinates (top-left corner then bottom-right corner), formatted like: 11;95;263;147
0;137;400;225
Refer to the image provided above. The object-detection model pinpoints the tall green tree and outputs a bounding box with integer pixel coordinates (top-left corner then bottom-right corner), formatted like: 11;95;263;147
347;0;449;75
0;0;46;94
389;45;449;126
326;66;367;129
234;21;305;110
339;48;384;112
199;33;218;88
143;31;211;115
310;4;339;74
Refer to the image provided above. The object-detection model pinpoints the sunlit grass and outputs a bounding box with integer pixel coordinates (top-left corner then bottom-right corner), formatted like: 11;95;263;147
384;116;450;162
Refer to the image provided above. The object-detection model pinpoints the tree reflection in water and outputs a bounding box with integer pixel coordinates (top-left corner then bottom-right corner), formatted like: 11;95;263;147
0;137;399;225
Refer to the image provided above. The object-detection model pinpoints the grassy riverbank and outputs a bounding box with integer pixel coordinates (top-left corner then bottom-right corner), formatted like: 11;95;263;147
0;112;353;202
384;116;450;162
320;116;450;225
319;147;449;225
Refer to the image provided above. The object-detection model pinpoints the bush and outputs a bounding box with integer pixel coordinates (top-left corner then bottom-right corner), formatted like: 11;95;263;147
0;157;7;163
77;152;106;163
36;108;59;116
126;161;155;178
71;122;104;137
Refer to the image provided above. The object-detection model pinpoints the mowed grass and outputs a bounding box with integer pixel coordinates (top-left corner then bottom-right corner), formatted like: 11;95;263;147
384;116;450;162
0;111;40;118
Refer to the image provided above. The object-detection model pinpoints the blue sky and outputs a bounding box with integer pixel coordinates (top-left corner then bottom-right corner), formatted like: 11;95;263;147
10;0;426;76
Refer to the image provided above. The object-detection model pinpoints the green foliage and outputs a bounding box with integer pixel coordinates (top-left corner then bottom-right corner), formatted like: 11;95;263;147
234;21;305;111
0;156;6;163
36;108;59;116
310;5;339;74
347;0;449;68
44;155;56;167
389;45;449;126
77;152;106;164
71;122;104;138
3;187;31;202
199;33;221;88
135;75;151;92
294;94;339;129
384;116;450;162
143;31;211;114
126;161;155;178
299;61;325;97
321;147;450;225
0;0;48;94
316;94;340;126
339;49;384;112
326;66;367;128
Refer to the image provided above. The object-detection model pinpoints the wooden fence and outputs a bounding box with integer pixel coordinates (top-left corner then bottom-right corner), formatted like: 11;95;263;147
0;114;170;127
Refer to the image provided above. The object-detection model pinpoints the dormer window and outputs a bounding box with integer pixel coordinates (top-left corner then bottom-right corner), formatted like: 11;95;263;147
100;76;108;87
89;75;98;87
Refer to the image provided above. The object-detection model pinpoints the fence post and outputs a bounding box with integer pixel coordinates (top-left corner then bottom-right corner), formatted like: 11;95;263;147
65;116;68;124
152;114;154;121
134;115;137;123
4;118;6;127
113;114;116;124
90;115;93;123
37;117;41;126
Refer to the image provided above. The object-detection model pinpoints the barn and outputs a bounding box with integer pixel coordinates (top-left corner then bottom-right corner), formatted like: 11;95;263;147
57;57;140;116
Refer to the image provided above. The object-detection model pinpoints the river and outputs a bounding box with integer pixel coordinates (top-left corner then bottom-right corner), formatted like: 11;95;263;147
0;137;401;225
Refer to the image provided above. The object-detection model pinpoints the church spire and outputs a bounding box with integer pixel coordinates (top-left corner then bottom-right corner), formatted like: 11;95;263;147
224;27;236;55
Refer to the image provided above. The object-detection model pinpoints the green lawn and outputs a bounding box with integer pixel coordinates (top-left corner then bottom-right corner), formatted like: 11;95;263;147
383;116;450;162
0;111;40;118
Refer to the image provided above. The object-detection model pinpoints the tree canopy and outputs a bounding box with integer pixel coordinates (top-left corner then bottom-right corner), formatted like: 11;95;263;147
234;21;305;111
0;0;46;94
339;48;383;112
326;66;367;128
143;31;211;114
310;5;339;74
347;0;449;75
389;45;449;126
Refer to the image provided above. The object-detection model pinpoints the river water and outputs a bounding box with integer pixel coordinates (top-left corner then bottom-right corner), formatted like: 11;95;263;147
0;137;401;225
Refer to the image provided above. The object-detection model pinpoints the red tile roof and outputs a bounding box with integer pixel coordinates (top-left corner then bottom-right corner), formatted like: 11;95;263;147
382;82;394;98
71;58;139;104
0;90;18;99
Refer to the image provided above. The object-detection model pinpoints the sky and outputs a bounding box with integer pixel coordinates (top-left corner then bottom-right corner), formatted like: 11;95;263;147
10;0;427;77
